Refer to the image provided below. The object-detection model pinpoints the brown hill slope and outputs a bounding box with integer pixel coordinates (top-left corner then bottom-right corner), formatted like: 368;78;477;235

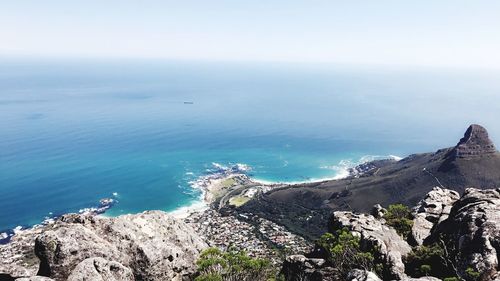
239;124;500;240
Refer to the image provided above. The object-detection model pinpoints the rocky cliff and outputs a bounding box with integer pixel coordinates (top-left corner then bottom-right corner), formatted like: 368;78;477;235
0;211;207;281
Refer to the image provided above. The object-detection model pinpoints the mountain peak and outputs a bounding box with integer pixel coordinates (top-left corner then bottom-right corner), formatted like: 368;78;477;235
453;124;497;159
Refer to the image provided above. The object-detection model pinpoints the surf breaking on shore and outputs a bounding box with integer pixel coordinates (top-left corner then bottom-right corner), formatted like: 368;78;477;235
1;155;401;243
169;154;401;218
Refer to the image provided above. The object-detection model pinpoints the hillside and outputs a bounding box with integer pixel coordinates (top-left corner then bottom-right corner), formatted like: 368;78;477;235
240;124;500;239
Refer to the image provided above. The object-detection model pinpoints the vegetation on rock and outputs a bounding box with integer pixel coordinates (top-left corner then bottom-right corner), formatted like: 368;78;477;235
384;204;414;239
317;228;382;279
194;247;280;281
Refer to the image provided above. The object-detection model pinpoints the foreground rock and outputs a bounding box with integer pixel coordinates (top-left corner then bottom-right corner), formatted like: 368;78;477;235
411;187;459;245
1;211;207;281
330;212;412;280
281;255;333;281
67;257;134;281
430;188;500;280
0;227;42;278
16;277;54;281
346;269;382;281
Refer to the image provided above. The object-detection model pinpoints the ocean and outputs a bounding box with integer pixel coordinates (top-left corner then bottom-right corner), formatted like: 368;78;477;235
1;58;500;232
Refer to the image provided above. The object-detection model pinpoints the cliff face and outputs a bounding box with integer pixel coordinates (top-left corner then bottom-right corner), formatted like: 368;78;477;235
241;125;500;240
0;211;207;281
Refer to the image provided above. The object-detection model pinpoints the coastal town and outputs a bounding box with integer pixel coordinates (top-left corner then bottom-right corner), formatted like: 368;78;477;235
184;208;312;264
180;163;313;263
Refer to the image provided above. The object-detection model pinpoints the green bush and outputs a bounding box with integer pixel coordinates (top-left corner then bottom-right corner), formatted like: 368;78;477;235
195;247;277;281
465;267;480;281
443;278;459;281
404;244;455;279
419;264;431;276
317;228;380;279
384;204;414;239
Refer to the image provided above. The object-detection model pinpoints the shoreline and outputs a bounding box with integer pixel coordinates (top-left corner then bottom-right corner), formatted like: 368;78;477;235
1;155;401;243
167;155;403;218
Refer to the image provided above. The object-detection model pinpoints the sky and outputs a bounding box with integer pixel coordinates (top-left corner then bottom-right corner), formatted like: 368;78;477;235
1;1;500;68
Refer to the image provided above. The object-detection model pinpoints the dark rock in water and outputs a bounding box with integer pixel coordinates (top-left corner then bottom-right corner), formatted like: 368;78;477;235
452;124;497;159
240;124;500;240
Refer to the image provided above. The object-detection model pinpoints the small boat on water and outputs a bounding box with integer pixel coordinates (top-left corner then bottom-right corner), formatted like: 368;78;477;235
183;101;194;104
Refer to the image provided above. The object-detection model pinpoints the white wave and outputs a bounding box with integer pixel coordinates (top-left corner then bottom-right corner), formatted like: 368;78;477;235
255;154;403;185
168;200;208;219
169;162;253;217
234;163;252;172
13;226;23;234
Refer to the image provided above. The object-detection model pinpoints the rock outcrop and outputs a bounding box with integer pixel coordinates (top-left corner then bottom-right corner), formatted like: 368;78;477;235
281;255;334;281
0;228;44;278
411;187;459;245
346;269;382;281
15;277;55;281
1;211;207;281
67;258;134;281
371;204;386;219
330;212;412;280
430;188;500;280
453;124;497;159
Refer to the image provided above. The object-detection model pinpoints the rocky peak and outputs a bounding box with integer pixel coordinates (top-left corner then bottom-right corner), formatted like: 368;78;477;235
453;124;497;159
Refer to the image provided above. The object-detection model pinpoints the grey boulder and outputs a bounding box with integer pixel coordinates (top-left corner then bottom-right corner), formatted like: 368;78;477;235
411;187;459;245
67;257;133;281
330;212;412;280
35;211;207;281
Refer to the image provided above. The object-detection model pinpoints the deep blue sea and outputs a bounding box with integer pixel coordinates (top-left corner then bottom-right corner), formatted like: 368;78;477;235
1;58;500;232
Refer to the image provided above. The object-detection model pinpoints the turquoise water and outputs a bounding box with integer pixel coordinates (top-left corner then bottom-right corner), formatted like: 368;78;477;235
1;59;500;231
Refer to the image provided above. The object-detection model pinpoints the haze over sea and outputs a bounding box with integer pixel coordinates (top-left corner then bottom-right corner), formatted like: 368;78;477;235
1;58;500;231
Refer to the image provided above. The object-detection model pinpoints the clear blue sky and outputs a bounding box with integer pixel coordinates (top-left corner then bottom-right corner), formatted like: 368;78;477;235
1;0;500;68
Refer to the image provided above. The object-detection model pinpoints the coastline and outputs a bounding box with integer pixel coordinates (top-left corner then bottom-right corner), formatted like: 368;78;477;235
168;155;402;219
1;155;401;243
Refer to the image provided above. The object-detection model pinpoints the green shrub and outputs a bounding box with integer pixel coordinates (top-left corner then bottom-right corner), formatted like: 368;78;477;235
404;244;455;279
317;228;380;279
465;267;480;281
385;204;414;239
195;247;277;281
419;264;431;276
443;278;459;281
